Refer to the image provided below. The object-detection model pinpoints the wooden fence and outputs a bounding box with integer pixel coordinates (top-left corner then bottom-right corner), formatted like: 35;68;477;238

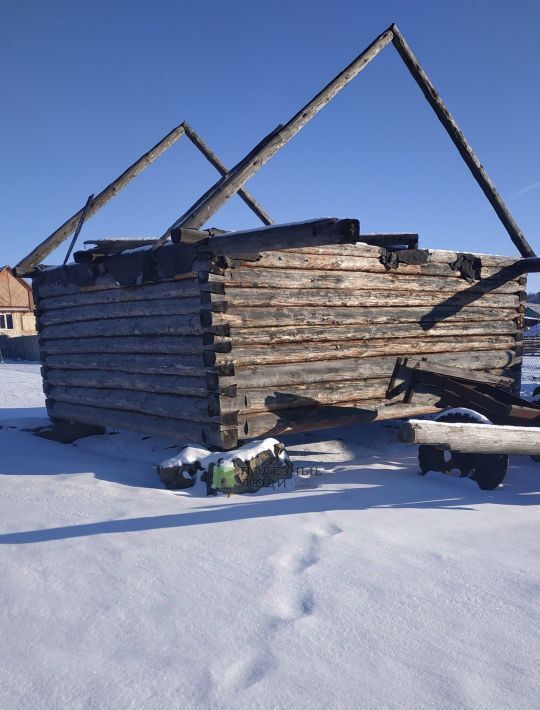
524;337;540;356
0;335;40;362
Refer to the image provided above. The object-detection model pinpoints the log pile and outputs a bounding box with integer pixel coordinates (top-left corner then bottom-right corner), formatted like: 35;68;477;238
30;218;527;449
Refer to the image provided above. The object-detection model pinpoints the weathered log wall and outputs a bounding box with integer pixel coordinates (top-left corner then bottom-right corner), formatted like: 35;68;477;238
34;257;236;449
200;241;526;441
32;219;527;449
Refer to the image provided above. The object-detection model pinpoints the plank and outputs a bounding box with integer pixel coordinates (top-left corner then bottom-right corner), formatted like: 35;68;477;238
400;358;517;386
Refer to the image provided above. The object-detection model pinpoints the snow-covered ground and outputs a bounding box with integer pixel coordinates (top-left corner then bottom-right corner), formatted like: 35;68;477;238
0;361;538;710
521;354;540;399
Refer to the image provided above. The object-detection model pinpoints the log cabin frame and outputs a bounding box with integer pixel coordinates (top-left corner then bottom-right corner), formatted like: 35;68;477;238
13;24;539;449
16;23;536;275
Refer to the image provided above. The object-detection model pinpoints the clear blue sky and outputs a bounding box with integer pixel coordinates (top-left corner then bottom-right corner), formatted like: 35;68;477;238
1;0;539;289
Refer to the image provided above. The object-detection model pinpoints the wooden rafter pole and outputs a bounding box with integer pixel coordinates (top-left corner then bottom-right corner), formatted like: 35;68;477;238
153;25;394;248
390;24;535;258
183;122;273;225
16;122;187;274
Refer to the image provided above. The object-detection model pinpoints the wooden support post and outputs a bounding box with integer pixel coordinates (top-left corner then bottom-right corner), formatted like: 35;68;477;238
183;123;273;226
15;123;187;274
398;419;540;455
154;25;393;243
63;194;94;266
390;24;535;259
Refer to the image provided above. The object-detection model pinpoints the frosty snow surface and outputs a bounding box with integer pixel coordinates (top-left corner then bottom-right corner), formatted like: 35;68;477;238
0;359;538;709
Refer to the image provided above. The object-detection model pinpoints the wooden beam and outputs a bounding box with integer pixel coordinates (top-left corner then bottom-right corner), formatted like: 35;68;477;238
233;351;518;389
184;218;360;254
211;267;519;294
38;296;202;326
46;385;220;424
183;122;273;225
39;313;203;340
154;26;394;244
398;419;540;455
46;400;206;442
15;122;187;273
360;233;418;248
513;257;540;273
170;227;229;244
82;238;158;253
400;357;514;386
43;352;207;376
390;24;535;259
283;244;523;268
207;305;518;329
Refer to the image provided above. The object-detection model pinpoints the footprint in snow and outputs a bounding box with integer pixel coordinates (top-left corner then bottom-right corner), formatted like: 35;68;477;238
263;518;342;622
213;517;342;695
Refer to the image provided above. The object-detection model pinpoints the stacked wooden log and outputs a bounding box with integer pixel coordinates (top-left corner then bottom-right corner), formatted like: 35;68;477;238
30;218;527;449
199;240;525;442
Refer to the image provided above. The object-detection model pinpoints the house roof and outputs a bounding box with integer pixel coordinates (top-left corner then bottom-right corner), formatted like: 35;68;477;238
0;266;34;309
525;303;540;317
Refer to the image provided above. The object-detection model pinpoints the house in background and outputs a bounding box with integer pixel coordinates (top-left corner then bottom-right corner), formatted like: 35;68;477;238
0;266;37;336
525;303;540;330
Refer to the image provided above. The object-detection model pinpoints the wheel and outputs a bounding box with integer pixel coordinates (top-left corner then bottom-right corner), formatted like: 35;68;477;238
417;409;508;490
468;453;509;490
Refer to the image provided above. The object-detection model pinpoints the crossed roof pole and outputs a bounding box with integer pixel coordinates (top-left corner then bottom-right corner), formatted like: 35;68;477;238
16;23;537;276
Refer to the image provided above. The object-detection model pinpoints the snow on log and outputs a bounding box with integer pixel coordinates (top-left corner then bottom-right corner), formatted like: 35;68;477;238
157;438;293;494
398;419;540;455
